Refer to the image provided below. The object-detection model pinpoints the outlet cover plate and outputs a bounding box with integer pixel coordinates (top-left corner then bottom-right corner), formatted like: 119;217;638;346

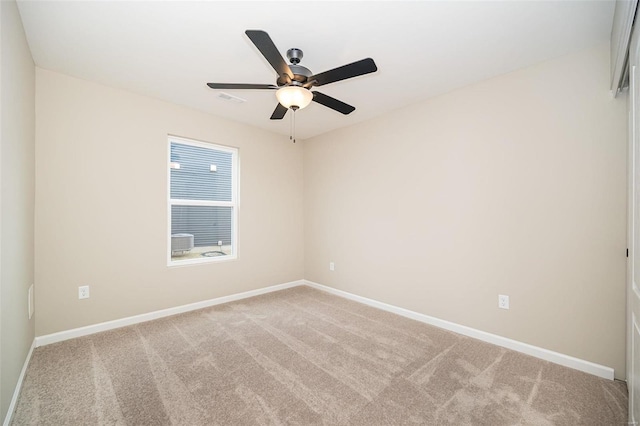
498;294;509;309
79;285;90;300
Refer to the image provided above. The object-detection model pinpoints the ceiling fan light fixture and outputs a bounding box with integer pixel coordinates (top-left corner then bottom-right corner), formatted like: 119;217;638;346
276;86;313;110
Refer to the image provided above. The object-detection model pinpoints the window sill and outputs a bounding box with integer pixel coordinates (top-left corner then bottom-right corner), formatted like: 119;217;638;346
167;254;237;267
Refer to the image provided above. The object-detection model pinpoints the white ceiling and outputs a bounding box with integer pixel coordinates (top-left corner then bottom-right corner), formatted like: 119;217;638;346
17;1;615;140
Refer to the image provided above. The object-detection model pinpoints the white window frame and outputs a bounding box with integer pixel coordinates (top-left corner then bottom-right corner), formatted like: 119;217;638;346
167;135;239;266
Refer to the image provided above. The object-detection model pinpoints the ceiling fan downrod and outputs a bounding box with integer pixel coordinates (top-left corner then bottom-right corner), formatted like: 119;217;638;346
286;48;303;65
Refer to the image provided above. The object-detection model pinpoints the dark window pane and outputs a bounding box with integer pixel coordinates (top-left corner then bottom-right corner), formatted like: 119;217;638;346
170;142;232;201
171;205;233;248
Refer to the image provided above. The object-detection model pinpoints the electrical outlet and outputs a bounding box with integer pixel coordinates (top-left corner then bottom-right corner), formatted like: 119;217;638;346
498;294;509;310
79;285;90;300
329;262;335;271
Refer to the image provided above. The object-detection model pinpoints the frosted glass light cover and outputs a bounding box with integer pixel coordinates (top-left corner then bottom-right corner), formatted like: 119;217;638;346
276;86;313;109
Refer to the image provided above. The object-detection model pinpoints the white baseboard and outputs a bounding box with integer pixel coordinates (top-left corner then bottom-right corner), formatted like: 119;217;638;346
3;339;35;426
33;277;615;381
35;279;304;347
303;280;615;381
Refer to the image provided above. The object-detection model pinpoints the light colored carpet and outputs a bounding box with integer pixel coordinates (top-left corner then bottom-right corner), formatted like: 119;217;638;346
11;286;628;425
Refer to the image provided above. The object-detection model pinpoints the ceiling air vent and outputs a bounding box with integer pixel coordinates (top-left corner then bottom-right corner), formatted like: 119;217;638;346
217;92;246;103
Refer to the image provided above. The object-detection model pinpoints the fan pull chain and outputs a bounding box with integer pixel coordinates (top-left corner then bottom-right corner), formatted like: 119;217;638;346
289;107;297;143
289;108;293;142
293;109;296;143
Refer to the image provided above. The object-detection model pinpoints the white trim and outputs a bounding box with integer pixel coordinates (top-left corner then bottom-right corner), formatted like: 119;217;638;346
632;81;637;391
167;253;238;267
33;279;616;381
631;28;640;423
168;134;238;154
611;0;638;95
167;135;239;267
35;280;303;347
632;312;639;425
169;199;234;207
167;138;172;265
303;280;615;380
3;339;36;426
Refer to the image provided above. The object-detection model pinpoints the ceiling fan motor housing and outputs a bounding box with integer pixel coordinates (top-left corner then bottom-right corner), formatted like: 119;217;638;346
278;65;312;85
276;49;312;85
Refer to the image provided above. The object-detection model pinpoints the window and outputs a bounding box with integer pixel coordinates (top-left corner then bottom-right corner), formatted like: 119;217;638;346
168;136;238;265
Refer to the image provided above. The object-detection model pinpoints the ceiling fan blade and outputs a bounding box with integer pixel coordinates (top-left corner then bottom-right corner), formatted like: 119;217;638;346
312;92;355;115
207;83;278;90
245;30;294;80
308;58;377;87
270;103;288;120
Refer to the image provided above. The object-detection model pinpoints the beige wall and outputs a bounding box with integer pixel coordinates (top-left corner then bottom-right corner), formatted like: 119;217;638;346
304;43;628;378
35;69;304;336
34;42;628;380
1;0;36;420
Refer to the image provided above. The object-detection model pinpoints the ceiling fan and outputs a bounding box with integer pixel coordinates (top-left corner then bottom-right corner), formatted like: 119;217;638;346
207;30;378;120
